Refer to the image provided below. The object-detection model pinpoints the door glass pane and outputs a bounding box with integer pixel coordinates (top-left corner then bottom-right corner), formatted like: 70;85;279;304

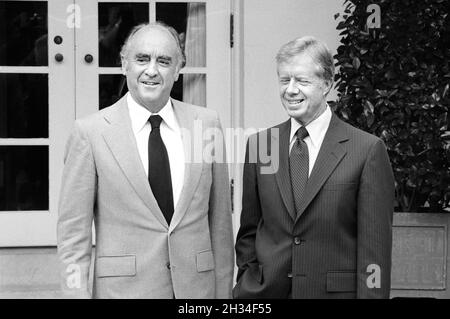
0;73;48;138
99;74;127;109
99;73;206;109
0;1;48;66
0;146;48;211
156;2;206;67
99;3;149;67
178;74;206;107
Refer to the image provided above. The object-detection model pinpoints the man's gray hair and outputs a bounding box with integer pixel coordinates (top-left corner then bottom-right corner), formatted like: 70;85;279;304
276;36;335;84
120;21;186;69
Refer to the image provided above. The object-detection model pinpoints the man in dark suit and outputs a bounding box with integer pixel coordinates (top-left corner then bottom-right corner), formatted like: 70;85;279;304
233;36;395;299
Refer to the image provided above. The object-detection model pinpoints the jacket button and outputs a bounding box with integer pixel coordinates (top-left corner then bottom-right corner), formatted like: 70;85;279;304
294;237;302;245
166;262;171;270
287;272;293;278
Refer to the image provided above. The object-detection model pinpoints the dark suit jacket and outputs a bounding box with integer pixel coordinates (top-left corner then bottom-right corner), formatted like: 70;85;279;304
233;113;395;299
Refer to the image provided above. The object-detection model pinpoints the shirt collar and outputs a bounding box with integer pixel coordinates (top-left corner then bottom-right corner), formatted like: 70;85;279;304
127;93;180;134
290;105;332;148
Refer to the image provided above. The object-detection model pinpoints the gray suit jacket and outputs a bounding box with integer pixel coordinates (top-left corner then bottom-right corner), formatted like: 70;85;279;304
57;96;234;298
234;113;395;298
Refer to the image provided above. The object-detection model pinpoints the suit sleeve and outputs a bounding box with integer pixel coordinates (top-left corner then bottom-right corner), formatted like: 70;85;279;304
357;138;395;298
234;135;262;282
208;116;235;299
57;121;96;299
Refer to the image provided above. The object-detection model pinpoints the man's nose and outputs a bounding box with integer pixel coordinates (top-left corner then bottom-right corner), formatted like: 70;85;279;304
144;60;158;76
286;78;299;95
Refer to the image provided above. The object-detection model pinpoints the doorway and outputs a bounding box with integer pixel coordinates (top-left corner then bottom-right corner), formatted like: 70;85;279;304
0;0;231;246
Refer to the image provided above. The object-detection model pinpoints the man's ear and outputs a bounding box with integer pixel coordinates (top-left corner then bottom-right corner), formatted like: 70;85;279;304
174;63;182;82
323;79;333;96
121;56;128;75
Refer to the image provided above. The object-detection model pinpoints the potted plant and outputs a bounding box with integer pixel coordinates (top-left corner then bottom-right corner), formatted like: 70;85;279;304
331;0;449;297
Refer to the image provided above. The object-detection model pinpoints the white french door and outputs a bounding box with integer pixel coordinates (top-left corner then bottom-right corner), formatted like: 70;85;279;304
0;0;231;246
0;0;75;246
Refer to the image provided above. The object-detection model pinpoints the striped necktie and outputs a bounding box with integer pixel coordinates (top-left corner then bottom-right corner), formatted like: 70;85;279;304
289;126;309;216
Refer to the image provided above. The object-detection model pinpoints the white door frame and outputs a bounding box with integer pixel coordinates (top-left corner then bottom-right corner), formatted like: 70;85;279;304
0;0;233;247
0;0;75;246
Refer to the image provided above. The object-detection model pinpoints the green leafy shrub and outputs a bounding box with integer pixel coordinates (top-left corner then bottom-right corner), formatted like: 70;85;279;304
331;0;449;212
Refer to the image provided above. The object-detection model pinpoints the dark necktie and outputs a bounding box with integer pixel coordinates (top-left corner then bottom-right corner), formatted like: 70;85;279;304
289;126;309;216
148;115;174;224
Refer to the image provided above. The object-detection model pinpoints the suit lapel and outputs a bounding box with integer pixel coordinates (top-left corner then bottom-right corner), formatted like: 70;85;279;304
101;96;169;229
274;120;296;220
294;113;349;222
169;99;203;232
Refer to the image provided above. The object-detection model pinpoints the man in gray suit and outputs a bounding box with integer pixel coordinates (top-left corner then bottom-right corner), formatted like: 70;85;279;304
234;36;395;298
57;22;234;298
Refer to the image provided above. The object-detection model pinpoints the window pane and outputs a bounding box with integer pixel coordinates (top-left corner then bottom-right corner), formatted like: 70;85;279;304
99;3;149;67
0;73;48;138
99;74;127;109
156;2;206;67
0;146;48;211
178;74;206;107
99;73;206;109
0;1;48;66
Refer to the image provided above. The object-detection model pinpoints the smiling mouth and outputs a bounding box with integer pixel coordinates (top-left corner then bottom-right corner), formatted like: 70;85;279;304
285;99;305;106
141;80;160;86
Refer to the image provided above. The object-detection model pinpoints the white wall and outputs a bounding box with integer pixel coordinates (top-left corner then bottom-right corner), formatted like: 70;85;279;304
241;0;344;130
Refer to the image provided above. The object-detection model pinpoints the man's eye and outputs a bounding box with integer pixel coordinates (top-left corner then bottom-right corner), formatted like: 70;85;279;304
136;57;150;64
158;59;170;66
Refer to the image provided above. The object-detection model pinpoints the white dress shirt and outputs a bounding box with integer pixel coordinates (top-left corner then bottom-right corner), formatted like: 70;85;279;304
127;93;185;207
289;105;332;176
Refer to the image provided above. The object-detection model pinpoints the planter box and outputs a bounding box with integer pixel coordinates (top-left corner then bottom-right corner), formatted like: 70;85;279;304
391;212;450;298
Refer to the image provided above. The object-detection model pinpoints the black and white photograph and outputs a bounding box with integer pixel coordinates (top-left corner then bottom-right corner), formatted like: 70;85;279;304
0;0;448;306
